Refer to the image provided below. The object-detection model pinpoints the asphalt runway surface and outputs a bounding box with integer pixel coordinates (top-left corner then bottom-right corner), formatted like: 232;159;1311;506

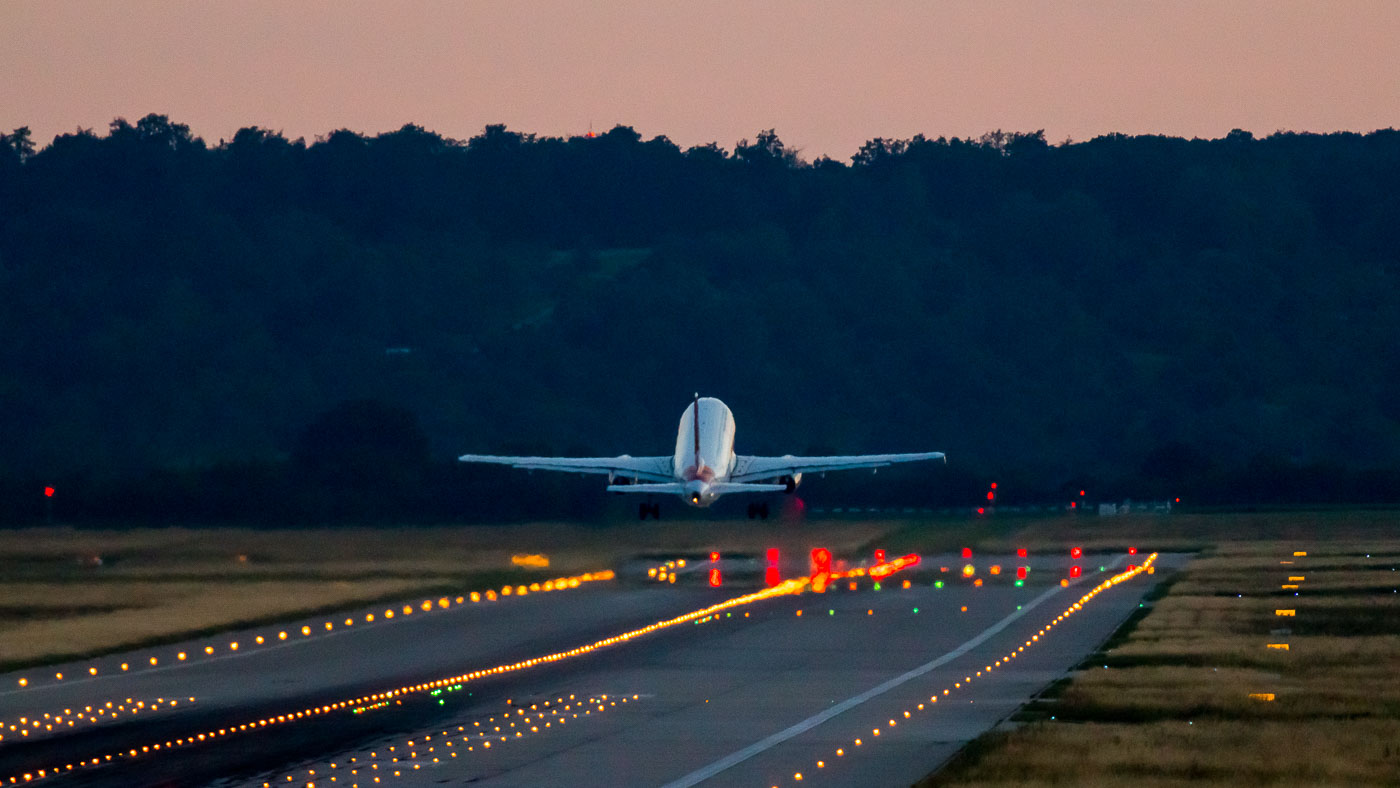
0;551;1183;787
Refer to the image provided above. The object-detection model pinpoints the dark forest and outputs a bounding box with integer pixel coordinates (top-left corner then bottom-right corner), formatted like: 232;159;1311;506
2;117;1398;524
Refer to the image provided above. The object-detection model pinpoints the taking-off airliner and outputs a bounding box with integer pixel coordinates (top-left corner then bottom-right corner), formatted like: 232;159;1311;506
458;395;945;519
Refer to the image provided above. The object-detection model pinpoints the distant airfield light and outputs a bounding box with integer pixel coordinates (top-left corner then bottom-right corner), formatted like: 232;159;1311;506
977;507;985;515
986;491;995;501
1017;566;1028;580
990;482;997;490
1128;547;1138;555
1071;547;1083;559
874;549;886;564
710;551;720;562
1070;566;1082;579
709;568;722;587
44;486;55;497
1017;548;1028;558
962;547;972;559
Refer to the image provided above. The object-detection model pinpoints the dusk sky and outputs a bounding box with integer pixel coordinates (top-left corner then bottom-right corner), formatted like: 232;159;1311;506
4;1;1397;160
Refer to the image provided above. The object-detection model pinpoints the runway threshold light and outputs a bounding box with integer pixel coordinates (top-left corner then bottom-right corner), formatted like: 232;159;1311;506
1071;547;1083;559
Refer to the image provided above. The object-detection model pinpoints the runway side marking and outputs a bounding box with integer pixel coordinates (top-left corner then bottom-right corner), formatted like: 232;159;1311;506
658;583;1068;788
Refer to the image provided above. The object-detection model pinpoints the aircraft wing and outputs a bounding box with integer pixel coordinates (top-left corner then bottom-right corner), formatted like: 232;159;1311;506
729;452;946;482
457;454;674;482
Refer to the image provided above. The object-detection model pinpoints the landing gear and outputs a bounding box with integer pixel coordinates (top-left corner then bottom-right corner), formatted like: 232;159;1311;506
746;501;770;520
638;502;661;520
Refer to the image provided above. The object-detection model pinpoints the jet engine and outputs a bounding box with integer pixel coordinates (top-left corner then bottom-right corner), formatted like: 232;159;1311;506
778;474;803;494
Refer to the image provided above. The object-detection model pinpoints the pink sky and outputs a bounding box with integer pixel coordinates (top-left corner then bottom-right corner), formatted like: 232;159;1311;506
3;0;1396;160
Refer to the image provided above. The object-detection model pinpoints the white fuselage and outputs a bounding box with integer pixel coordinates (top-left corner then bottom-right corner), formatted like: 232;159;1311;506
672;397;736;506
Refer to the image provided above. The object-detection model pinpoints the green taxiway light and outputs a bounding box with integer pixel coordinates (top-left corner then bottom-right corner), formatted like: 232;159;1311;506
873;582;882;591
828;609;834;615
1014;579;1024;587
913;607;920;613
934;581;944;589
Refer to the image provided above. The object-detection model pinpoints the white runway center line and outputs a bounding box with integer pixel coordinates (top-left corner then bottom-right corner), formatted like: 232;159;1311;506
659;582;1068;788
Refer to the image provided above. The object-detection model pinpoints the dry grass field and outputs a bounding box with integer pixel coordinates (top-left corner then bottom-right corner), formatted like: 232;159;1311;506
0;518;897;669
916;510;1400;787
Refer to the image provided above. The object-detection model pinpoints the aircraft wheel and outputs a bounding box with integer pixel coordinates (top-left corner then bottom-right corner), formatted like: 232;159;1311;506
651;503;661;520
759;502;770;520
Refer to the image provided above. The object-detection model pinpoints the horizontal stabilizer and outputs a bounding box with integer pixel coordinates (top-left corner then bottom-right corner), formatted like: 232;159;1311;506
706;482;788;494
606;483;689;494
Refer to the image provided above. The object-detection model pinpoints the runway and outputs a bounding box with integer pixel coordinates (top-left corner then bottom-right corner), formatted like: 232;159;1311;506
0;551;1180;787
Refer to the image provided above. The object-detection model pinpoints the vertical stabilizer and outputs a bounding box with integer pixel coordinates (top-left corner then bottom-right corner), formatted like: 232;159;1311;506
692;393;702;471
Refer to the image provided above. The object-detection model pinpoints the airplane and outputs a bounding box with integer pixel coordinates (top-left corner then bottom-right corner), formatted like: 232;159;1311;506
458;395;945;519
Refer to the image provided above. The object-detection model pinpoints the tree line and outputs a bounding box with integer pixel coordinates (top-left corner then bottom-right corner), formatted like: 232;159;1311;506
1;116;1398;524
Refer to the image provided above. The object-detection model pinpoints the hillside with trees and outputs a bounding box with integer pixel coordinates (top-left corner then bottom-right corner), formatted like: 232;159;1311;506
1;117;1397;523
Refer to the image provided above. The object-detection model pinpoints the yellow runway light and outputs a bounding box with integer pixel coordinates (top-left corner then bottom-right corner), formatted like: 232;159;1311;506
1266;643;1290;650
1249;693;1276;701
1276;609;1296;617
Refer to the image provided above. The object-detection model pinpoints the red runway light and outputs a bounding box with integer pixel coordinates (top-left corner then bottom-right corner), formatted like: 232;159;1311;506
1070;566;1082;578
811;548;831;576
44;486;55;498
766;548;779;565
977;507;985;515
1128;546;1137;556
1016;566;1027;580
1071;547;1083;559
764;566;780;587
962;547;972;559
708;568;722;587
1017;547;1027;558
874;549;886;564
990;482;997;490
986;491;995;501
710;551;720;562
